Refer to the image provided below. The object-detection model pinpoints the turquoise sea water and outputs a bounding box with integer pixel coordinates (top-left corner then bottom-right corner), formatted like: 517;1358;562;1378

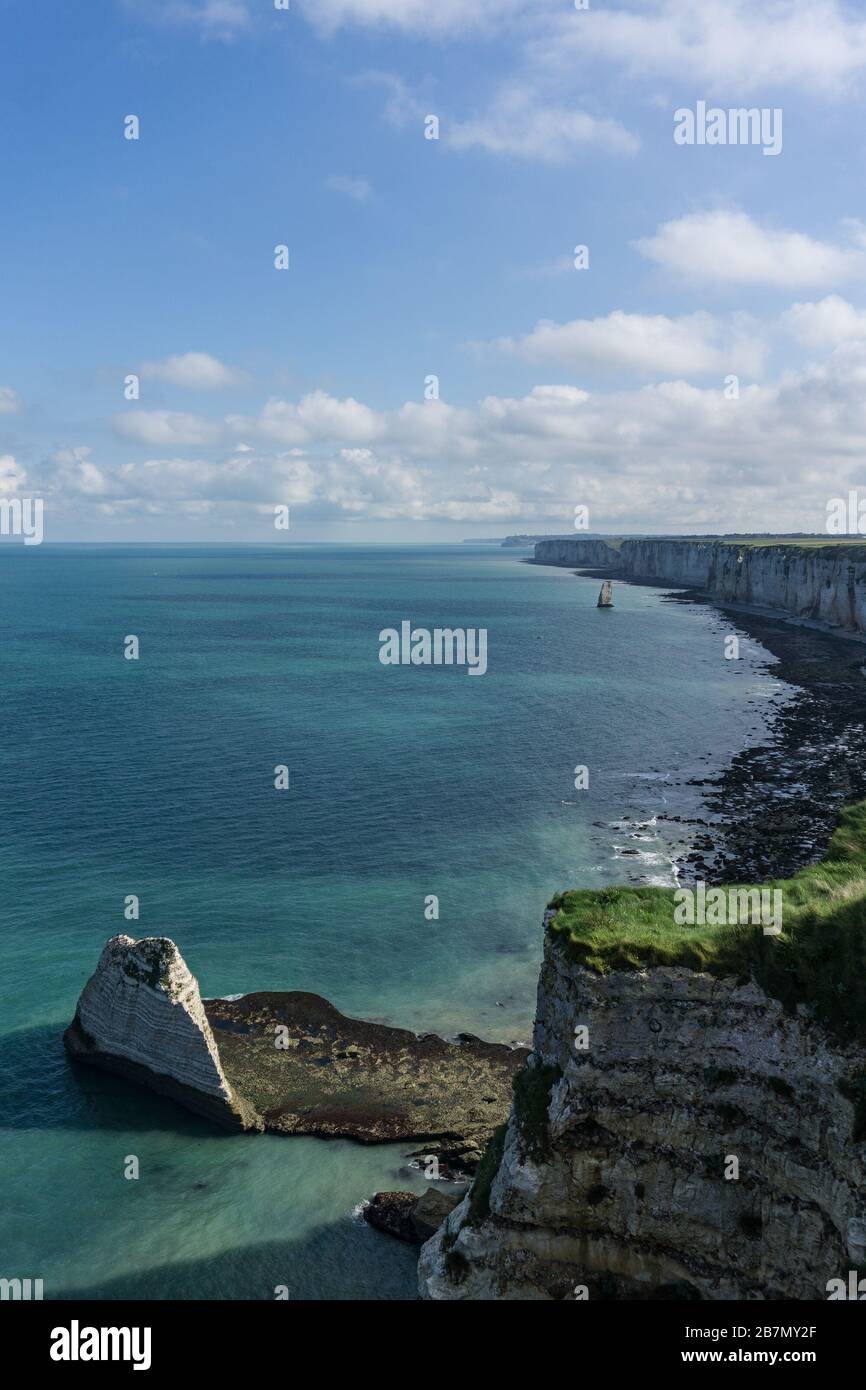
0;544;788;1299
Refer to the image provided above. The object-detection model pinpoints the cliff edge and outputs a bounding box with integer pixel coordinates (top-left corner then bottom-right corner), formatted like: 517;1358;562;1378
419;804;866;1299
534;536;866;638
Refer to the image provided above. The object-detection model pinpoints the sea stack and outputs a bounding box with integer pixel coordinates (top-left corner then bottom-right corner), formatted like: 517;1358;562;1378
597;580;614;608
64;935;529;1160
63;935;263;1131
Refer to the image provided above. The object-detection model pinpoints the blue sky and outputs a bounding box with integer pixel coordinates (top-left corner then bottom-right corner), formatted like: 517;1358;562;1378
3;0;866;540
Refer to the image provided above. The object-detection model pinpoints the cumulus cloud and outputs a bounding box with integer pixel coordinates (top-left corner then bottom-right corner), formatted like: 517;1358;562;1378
446;84;638;161
635;210;866;289
536;0;866;97
38;340;865;533
237;390;386;447
139;352;246;391
52;448;110;496
0;454;27;491
359;70;638;163
0;386;22;414
782;295;866;347
489;310;764;378
112;410;223;446
325;175;373;201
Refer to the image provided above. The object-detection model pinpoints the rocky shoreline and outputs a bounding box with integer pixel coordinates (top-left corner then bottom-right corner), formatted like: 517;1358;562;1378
64;935;529;1168
674;597;866;885
414;553;866;1298
530;553;866;887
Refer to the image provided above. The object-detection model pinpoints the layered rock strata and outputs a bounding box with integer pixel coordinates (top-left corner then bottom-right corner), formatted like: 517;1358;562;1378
63;935;261;1131
419;933;866;1300
65;936;528;1160
533;537;866;638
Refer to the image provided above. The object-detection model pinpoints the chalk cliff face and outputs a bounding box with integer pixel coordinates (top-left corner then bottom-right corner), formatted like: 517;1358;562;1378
534;537;620;568
64;935;262;1131
419;933;866;1300
533;537;866;637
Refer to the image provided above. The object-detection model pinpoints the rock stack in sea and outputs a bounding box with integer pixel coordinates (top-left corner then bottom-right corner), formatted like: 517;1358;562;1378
64;935;529;1161
63;934;262;1130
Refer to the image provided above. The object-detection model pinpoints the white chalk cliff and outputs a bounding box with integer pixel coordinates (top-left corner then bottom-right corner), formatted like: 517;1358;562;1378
419;933;866;1300
534;537;866;637
64;935;262;1130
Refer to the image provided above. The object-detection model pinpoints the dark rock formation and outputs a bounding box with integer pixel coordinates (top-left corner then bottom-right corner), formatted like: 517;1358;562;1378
65;936;529;1164
364;1188;464;1246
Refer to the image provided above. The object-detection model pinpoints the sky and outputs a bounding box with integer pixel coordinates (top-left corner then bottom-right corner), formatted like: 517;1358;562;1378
2;0;866;541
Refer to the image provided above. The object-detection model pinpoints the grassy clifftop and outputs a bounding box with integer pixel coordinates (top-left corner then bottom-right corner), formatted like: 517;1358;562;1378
548;801;866;1044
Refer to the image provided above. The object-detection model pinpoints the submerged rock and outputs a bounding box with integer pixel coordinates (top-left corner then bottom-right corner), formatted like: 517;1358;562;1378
364;1192;420;1243
65;936;528;1161
205;990;527;1162
364;1188;464;1246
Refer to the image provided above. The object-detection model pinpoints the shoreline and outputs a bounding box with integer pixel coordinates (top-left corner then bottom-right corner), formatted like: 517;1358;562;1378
530;557;866;887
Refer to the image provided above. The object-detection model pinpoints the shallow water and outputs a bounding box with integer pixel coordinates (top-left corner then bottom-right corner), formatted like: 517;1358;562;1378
0;544;788;1299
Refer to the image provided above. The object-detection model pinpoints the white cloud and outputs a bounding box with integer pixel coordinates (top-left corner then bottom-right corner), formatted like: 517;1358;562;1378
536;0;866;97
782;295;866;347
298;0;543;38
113;410;223;446
44;448;109;497
139;352;246;391
325;175;373;201
447;84;638;161
125;0;251;41
0;454;27;490
490;309;764;378
635;210;866;289
0;386;22;414
59;341;866;532
242;391;385;446
361;71;637;163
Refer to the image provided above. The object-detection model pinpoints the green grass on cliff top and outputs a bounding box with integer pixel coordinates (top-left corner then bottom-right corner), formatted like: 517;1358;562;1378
548;801;866;1043
716;538;866;557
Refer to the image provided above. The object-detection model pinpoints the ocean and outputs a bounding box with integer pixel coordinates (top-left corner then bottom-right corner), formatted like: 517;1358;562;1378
0;544;789;1299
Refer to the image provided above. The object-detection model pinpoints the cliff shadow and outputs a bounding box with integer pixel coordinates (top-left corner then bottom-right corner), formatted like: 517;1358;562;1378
0;1021;235;1140
48;1220;419;1301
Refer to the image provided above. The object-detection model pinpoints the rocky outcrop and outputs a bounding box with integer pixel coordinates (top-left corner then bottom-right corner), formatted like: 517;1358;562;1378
419;932;866;1300
597;581;614;608
364;1188;464;1246
65;937;528;1161
206;991;528;1162
533;536;866;637
63;935;262;1130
